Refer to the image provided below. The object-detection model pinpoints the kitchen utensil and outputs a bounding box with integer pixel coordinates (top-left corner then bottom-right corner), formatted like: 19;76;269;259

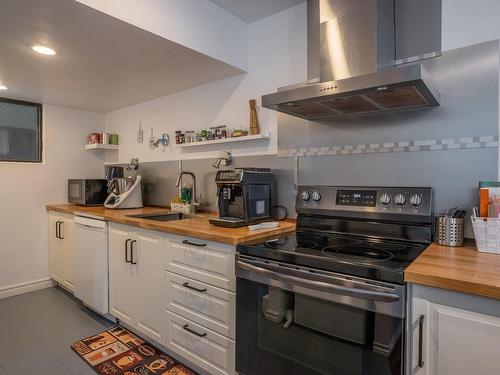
441;206;458;217
435;215;465;247
106;165;124;180
473;206;479;218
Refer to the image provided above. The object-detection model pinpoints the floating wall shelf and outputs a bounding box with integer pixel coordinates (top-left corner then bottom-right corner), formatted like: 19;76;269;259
174;133;269;148
85;144;119;151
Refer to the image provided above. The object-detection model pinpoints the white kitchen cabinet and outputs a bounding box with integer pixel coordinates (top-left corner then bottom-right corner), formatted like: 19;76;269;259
135;229;163;342
165;271;236;339
164;233;236;375
109;224;134;325
48;211;75;292
165;310;235;375
165;234;236;291
108;223;164;343
408;284;500;375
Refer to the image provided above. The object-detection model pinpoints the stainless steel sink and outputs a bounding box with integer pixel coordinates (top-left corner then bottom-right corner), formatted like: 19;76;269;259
126;212;202;222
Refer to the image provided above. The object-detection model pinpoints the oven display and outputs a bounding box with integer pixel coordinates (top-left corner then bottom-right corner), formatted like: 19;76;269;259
336;190;377;207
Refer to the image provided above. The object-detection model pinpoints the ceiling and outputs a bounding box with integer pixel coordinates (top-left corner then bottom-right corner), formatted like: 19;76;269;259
0;0;243;112
209;0;306;23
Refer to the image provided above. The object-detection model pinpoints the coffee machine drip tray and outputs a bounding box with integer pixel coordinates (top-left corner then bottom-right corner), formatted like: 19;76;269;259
209;217;248;228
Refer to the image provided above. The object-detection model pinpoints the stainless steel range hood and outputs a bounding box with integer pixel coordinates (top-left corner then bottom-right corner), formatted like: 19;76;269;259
262;0;441;121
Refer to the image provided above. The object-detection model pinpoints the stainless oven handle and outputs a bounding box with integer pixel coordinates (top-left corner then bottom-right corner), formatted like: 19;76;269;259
236;260;400;302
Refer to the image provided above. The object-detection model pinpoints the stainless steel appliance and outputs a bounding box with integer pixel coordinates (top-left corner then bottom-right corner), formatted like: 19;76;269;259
209;168;276;228
236;186;433;375
262;0;441;120
68;179;107;206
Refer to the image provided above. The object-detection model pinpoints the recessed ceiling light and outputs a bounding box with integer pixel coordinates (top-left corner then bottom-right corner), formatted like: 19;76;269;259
31;45;56;56
0;85;7;90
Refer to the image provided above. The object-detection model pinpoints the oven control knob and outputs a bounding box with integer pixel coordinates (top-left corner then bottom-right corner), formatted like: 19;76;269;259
311;191;322;202
410;194;423;207
301;191;311;201
379;193;392;206
395;193;406;206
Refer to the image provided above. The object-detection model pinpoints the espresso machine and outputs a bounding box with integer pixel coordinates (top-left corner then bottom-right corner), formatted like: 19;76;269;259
209;168;276;228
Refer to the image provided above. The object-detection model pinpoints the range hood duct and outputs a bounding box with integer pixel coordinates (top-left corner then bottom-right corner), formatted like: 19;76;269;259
263;0;441;121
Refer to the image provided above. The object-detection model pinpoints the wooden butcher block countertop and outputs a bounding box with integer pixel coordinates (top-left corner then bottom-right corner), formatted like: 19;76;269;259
405;241;500;300
46;204;295;245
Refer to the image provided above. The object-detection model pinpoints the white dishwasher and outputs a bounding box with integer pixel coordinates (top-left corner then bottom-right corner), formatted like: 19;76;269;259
74;215;109;314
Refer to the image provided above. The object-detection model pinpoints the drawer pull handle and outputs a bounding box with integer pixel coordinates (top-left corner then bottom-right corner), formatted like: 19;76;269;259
182;282;207;293
182;324;207;337
130;240;137;265
182;239;207;247
125;239;132;263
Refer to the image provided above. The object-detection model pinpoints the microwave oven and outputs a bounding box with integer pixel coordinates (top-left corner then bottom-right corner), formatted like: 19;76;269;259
68;179;108;206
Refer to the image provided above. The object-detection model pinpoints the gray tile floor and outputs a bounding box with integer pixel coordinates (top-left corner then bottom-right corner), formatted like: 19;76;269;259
0;287;114;374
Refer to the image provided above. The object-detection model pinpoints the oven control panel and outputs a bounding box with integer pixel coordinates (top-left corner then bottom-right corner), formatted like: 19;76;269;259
335;190;377;207
296;186;433;219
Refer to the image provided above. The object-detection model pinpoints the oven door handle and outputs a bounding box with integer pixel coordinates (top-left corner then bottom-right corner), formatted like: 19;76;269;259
236;260;400;302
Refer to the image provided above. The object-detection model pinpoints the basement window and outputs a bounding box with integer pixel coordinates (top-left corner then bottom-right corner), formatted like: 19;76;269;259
0;98;42;163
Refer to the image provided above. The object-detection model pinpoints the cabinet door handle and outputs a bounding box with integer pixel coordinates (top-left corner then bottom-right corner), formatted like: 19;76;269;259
130;240;137;265
182;324;207;337
182;239;207;247
418;314;425;368
59;222;64;240
125;239;132;263
182;282;207;293
56;221;63;239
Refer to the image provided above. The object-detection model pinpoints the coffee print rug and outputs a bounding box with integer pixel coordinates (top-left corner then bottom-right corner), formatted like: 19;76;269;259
72;326;198;375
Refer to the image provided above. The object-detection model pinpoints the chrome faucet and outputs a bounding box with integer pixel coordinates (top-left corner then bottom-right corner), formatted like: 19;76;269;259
175;171;198;210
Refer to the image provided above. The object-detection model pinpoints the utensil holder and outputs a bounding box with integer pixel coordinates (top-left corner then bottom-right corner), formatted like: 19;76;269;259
435;216;464;247
471;216;500;253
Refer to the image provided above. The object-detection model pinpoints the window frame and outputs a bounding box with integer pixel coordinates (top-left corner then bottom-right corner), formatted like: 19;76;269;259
0;97;43;163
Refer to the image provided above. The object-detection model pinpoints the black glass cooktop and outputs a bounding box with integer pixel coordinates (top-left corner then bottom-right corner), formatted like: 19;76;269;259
237;231;429;284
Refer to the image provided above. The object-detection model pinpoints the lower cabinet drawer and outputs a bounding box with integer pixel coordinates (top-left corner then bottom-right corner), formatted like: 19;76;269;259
165;236;235;291
165;310;235;375
165;271;235;339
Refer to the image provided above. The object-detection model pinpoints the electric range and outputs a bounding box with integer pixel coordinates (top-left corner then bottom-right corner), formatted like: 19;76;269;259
238;185;433;284
237;231;428;284
235;186;433;375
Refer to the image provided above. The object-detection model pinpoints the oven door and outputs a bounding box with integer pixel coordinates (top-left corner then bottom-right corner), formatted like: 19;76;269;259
236;255;405;375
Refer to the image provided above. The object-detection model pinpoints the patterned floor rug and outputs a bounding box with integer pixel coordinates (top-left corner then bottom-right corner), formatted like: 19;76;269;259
72;326;198;375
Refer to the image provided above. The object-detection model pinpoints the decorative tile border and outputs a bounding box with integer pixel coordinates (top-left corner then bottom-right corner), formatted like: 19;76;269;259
278;136;499;158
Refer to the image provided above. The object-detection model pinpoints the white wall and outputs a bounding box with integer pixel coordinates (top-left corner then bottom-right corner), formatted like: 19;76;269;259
104;3;307;164
75;0;248;71
442;0;500;177
0;105;104;295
